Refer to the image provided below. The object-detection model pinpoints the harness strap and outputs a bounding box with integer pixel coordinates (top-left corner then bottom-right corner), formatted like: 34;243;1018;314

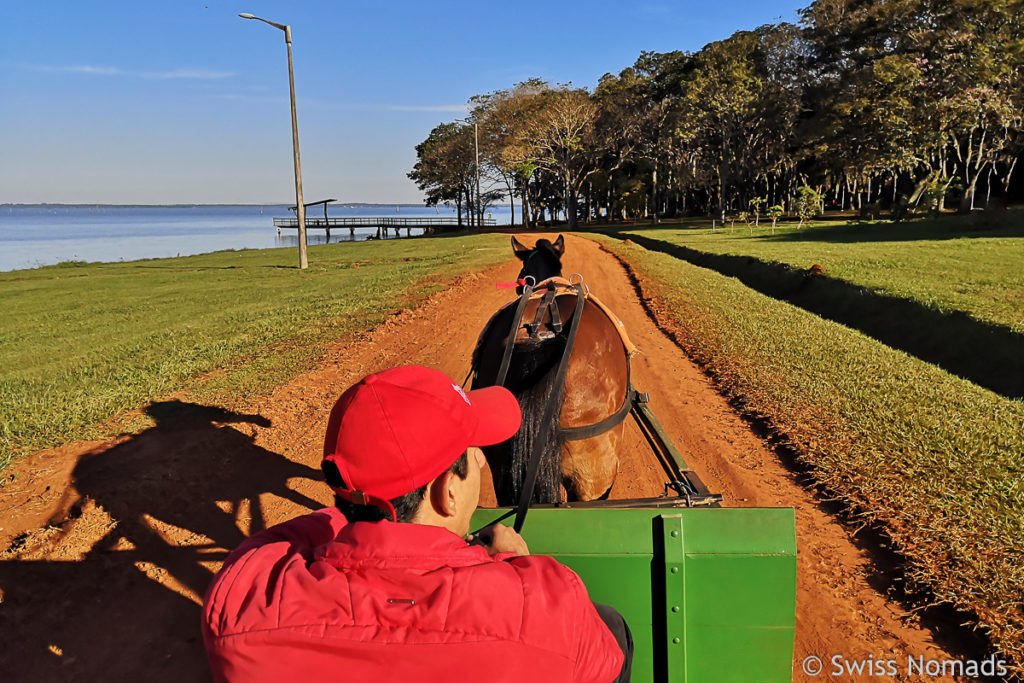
525;287;557;339
548;290;563;333
513;283;586;533
494;283;535;387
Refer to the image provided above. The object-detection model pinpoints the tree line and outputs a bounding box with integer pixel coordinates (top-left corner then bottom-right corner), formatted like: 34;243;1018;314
409;0;1024;228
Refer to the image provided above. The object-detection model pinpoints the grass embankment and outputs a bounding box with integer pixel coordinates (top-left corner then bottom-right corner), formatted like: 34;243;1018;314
590;229;1024;670
0;235;508;469
615;213;1024;333
604;215;1024;399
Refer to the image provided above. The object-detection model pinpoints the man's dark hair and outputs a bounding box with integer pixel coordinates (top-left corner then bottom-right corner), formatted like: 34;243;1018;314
322;452;470;523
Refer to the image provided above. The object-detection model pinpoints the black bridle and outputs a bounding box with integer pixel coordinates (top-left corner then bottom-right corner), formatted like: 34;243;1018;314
515;248;561;294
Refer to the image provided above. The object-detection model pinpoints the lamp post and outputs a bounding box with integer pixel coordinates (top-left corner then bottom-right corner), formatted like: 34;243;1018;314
455;117;481;228
239;12;307;269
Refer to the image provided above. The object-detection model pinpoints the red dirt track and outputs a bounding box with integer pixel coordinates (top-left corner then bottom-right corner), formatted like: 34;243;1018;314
0;234;966;681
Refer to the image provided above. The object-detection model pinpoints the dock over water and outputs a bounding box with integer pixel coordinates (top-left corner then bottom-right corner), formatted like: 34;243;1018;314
273;216;496;239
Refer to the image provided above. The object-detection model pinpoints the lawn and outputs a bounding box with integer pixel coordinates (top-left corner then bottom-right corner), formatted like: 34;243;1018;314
0;234;508;468
611;212;1024;333
590;230;1024;672
597;214;1024;399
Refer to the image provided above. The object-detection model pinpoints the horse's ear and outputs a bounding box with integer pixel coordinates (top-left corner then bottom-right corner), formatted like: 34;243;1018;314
511;236;531;258
552;235;565;256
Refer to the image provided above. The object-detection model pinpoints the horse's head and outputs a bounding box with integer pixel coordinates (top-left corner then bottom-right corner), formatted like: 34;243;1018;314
511;235;564;286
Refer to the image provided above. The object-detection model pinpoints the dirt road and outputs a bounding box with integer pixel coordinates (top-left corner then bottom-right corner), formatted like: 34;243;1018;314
0;234;971;681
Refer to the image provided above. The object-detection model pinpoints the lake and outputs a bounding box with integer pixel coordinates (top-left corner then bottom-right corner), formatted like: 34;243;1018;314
0;204;514;272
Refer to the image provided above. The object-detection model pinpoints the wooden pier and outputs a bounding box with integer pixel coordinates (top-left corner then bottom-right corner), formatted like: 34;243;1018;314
273;216;496;240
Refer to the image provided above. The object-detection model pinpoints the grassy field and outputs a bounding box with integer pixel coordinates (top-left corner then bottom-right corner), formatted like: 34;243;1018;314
610;212;1024;333
597;214;1024;399
590;229;1024;670
0;234;509;469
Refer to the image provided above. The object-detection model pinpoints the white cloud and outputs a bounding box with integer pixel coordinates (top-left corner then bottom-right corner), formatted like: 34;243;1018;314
26;64;232;80
32;64;124;75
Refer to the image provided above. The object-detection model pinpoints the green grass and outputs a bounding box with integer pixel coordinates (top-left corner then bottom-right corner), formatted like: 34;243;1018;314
0;235;508;468
606;212;1024;333
590;232;1024;671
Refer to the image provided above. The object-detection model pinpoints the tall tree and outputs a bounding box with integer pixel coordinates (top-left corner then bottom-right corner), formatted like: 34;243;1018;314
472;79;549;227
677;25;803;220
519;87;600;229
801;0;1024;210
408;123;477;227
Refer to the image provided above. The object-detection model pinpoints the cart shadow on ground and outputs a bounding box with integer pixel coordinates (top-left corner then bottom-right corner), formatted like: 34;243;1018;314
0;400;324;683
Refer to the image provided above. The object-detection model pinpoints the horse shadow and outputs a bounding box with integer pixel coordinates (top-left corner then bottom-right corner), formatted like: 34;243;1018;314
0;400;325;682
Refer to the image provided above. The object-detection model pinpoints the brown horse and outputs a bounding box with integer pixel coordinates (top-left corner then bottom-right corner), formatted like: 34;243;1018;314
471;235;632;506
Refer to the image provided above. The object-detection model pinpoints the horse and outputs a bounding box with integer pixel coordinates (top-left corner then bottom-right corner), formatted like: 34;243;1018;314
471;235;633;506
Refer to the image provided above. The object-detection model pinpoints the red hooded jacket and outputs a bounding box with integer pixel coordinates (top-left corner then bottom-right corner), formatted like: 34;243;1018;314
202;507;623;682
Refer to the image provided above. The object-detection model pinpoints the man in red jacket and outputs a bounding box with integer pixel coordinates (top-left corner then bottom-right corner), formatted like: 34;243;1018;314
202;365;631;682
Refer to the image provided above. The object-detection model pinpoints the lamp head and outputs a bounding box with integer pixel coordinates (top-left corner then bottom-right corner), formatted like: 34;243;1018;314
238;13;256;19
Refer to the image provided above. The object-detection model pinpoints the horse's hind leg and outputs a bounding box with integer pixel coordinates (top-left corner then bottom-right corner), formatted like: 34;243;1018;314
561;429;621;501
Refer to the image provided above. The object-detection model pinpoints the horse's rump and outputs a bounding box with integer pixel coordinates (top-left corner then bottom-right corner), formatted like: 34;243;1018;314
472;289;631;504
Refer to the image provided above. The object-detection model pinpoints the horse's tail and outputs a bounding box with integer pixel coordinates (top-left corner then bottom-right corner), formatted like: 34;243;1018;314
501;334;565;505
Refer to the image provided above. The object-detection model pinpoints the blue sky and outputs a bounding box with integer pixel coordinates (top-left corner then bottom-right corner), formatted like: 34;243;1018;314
1;0;808;204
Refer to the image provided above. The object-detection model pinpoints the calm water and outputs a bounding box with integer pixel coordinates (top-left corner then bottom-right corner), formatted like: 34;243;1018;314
0;204;513;272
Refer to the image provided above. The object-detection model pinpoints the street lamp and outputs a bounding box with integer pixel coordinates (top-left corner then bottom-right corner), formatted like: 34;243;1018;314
455;117;481;228
239;12;307;269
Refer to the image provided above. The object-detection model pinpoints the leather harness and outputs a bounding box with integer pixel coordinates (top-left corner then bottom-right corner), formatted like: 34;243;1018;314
482;276;636;532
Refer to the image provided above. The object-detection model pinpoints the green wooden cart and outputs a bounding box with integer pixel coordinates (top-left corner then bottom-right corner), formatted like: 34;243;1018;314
470;394;797;682
469;505;796;682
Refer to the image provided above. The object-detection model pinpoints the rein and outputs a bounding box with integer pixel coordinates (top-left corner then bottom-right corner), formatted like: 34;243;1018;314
512;280;585;533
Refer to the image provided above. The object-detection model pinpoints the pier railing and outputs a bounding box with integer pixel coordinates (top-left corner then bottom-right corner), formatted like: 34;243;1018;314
272;216;496;229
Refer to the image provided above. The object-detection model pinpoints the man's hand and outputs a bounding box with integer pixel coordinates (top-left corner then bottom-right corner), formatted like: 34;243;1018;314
468;524;530;557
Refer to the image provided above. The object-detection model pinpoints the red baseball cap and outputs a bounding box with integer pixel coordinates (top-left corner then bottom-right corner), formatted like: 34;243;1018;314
322;365;521;519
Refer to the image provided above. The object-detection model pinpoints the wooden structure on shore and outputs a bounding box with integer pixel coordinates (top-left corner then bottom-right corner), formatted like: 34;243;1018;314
274;197;497;240
274;215;496;240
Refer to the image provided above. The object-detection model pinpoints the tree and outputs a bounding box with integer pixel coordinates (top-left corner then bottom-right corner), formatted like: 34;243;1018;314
794;185;823;227
676;25;803;220
800;0;1024;212
472;79;550;227
749;196;766;226
408;123;477;227
594;51;691;223
518;87;600;229
767;204;784;232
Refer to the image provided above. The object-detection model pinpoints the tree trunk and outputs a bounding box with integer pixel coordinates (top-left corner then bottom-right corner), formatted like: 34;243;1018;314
521;178;531;229
960;176;980;213
717;168;726;221
651;164;659;225
566;190;578;229
908;175;930;207
1002;155;1018;194
506;175;516;227
585;181;591;224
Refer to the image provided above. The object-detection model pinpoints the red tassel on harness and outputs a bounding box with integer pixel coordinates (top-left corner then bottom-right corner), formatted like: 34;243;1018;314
496;279;528;289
